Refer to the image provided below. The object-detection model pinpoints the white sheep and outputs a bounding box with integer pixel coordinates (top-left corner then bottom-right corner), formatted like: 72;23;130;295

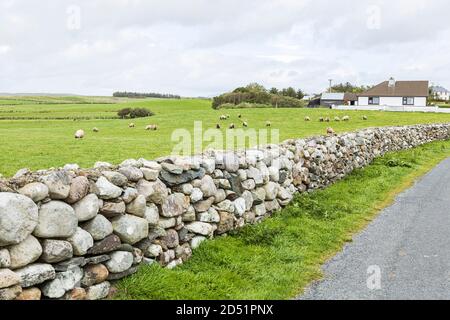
75;129;85;139
304;116;311;122
342;115;350;121
93;127;99;132
129;123;135;128
146;124;158;131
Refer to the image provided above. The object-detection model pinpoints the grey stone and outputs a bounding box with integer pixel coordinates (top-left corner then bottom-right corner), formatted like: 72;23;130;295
0;268;20;289
8;235;42;269
136;179;168;204
185;222;216;236
160;229;180;249
15;263;56;287
264;182;279;201
0;249;11;268
84;255;110;265
161;162;184;174
242;190;254;211
53;257;86;272
66;176;90;204
215;200;235;213
33;201;78;238
40;171;71;200
120;159;140;167
159;167;206;187
158;217;177;229
95;176;122;199
87;234;122;255
194;196;215;213
182;206;196;222
105;251;133;273
85;281;111;300
216;211;235;234
190;188;203;203
0;285;22;300
122;187;138;204
199;175;217;197
111;214;149;245
82;215;113;241
41;240;73;264
119;166;144;182
107;265;138;280
0;193;38;246
102;171;128;187
144;204;159;226
161;193;186;217
247;166;263;186
253;203;266;216
233;197;246;217
198;207;220;223
179;183;193;195
214;189;227;203
42;267;83;298
67;227;94;256
18;182;49;202
141;167;159;181
100;201;126;218
72;193;100;222
125;194;146;217
94;161;113;169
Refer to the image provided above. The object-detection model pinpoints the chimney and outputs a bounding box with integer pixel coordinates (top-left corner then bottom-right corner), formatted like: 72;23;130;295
388;77;396;88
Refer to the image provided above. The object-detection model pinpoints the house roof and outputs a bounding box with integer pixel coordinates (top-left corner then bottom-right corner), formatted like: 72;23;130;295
344;92;358;101
359;80;429;97
431;86;449;93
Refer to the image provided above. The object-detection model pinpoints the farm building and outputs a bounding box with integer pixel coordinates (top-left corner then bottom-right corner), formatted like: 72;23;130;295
358;78;429;107
320;92;357;107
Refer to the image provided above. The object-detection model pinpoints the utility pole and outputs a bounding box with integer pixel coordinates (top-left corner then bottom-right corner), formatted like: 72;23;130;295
328;79;333;93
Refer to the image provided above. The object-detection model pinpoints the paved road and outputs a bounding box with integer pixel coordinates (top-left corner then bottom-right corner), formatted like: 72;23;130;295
299;157;450;300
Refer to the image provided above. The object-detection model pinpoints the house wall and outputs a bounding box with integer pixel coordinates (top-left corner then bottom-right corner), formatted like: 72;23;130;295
435;92;449;101
358;96;427;107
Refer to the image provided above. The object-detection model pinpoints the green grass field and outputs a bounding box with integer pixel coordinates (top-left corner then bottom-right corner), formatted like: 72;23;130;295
115;140;450;300
1;96;450;177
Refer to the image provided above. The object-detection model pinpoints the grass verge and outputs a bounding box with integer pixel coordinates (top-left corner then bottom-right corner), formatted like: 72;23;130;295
117;140;447;299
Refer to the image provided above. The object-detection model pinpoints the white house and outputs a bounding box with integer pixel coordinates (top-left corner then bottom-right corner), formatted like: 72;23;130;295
358;78;429;107
431;86;449;101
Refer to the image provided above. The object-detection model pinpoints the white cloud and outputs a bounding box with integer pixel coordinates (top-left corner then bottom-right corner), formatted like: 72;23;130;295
0;0;449;96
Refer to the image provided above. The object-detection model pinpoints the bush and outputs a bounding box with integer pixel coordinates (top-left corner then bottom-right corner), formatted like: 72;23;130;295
117;108;131;118
117;107;154;119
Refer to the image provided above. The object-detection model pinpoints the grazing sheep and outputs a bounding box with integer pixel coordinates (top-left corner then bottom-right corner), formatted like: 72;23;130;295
319;117;324;122
324;117;330;122
229;123;235;129
243;121;248;127
92;127;99;132
74;129;85;139
266;121;271;127
216;123;221;129
342;115;350;121
220;115;227;120
362;115;368;120
238;114;242;118
304;116;311;122
129;123;135;128
145;124;158;131
334;116;341;122
326;127;335;135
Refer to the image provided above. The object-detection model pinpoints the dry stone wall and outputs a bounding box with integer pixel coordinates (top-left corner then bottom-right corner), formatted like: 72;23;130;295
0;123;449;300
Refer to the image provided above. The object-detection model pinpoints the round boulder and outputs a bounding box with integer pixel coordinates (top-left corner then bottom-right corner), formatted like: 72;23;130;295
8;235;43;269
0;193;39;246
33;201;78;238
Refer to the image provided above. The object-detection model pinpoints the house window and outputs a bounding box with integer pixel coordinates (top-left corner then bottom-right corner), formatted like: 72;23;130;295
402;97;414;105
368;97;380;105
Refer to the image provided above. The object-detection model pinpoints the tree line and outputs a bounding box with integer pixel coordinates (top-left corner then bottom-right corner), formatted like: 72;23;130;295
113;92;181;99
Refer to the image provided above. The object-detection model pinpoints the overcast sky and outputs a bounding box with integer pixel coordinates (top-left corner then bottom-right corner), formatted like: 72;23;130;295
0;0;449;96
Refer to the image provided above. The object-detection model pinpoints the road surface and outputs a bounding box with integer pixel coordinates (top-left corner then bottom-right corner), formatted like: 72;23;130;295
299;157;450;300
